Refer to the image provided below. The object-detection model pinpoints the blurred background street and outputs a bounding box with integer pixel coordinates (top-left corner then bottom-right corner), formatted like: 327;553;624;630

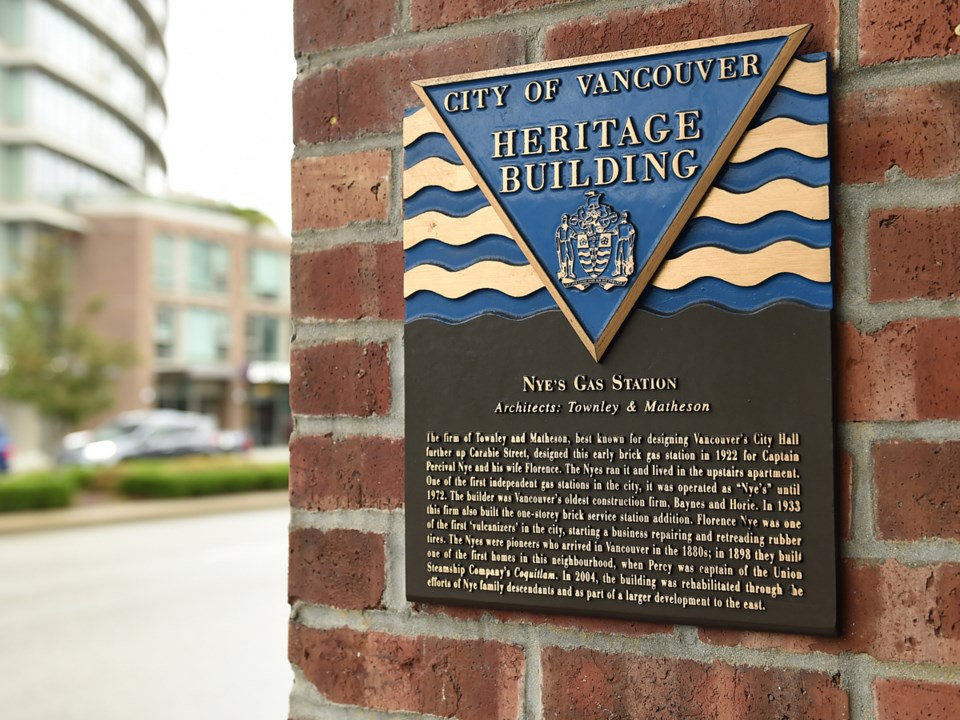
0;507;291;720
0;1;296;716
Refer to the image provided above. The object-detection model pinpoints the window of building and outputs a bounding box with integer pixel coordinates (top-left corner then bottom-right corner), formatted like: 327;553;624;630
153;233;175;290
246;315;281;362
154;305;176;359
183;307;230;363
0;224;23;279
23;147;123;201
248;248;285;300
187;239;229;294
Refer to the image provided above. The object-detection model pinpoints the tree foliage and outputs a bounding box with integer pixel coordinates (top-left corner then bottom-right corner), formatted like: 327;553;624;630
0;238;136;427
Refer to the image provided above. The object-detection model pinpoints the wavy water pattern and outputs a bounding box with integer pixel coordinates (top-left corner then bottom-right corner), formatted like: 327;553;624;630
638;275;832;315
405;235;529;271
406;287;557;323
669;214;831;256
714;152;830;193
405;133;464;168
756;87;828;125
402;53;832;325
405;186;489;219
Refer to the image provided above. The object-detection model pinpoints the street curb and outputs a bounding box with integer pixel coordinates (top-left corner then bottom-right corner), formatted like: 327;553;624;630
0;490;290;535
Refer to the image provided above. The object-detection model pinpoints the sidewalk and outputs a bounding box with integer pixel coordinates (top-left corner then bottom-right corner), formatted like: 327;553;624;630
0;490;289;535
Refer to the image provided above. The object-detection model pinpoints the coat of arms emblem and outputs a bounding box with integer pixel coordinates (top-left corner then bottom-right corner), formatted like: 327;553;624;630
556;191;637;291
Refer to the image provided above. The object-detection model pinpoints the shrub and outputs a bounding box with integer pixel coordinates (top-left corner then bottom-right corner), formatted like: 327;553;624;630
117;462;288;499
0;472;76;512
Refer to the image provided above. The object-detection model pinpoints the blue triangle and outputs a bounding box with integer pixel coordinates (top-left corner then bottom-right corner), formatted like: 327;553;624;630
416;28;808;358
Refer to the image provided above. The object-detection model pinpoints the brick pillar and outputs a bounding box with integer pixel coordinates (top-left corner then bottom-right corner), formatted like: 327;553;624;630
289;2;960;718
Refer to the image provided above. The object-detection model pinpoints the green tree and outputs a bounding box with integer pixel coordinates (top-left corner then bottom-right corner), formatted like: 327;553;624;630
0;238;136;438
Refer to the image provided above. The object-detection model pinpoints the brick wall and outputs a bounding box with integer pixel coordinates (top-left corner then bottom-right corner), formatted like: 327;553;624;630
289;1;960;717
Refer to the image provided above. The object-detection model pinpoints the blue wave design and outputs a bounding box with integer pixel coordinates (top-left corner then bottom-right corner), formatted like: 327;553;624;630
406;287;557;323
637;274;833;315
715;151;830;193
404;133;463;168
405;186;487;219
405;235;528;271
669;213;832;256
755;87;828;125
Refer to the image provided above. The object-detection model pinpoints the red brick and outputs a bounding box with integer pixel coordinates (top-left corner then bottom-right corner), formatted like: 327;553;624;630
292;67;340;145
541;647;848;719
699;559;960;664
412;0;575;31
869;207;960;301
837;318;960;421
839;448;853;541
545;0;838;60
289;529;385;609
293;35;525;144
417;602;669;638
289;625;524;720
290;342;391;417
836;83;960;185
291;242;403;321
875;678;960;720
874;441;960;541
291;152;390;231
289;434;403;510
294;0;396;53
858;0;960;65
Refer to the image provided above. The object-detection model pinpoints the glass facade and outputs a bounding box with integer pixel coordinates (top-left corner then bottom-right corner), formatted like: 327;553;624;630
23;146;125;201
183;307;230;363
188;239;230;294
152;233;175;290
246;314;284;362
25;71;146;179
154;304;176;359
25;0;154;123
248;248;288;301
0;224;23;279
0;0;167;217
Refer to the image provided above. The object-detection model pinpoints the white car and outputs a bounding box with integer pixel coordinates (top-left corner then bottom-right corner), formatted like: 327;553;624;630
60;410;221;465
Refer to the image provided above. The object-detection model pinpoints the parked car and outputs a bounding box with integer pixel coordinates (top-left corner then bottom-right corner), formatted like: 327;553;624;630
60;410;221;466
0;417;11;474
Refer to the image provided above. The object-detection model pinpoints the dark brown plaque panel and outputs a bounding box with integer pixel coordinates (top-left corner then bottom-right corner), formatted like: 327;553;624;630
403;32;836;633
406;306;836;633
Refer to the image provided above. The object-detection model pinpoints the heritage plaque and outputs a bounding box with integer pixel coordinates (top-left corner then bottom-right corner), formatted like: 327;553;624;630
403;26;837;634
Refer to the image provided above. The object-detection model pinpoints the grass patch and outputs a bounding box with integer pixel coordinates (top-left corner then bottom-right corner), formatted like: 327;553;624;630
116;461;288;499
0;471;78;512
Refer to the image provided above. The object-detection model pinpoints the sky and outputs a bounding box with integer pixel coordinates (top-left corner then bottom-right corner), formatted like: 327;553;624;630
161;0;295;236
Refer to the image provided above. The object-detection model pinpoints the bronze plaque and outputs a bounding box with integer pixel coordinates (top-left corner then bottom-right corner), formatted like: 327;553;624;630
403;26;837;634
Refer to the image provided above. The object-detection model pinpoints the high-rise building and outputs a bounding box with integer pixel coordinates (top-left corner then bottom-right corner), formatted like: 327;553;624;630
0;0;168;230
1;2;293;469
0;0;170;467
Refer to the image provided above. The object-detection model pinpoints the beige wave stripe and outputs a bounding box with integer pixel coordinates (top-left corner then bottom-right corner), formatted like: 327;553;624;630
695;178;829;223
405;178;827;249
403;107;441;146
404;241;830;298
404;260;542;299
404;205;508;249
778;57;827;95
730;117;827;163
403;157;478;199
652;240;830;289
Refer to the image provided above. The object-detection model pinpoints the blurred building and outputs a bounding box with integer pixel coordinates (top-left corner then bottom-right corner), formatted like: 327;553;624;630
75;197;291;447
0;0;169;467
0;0;168;224
0;1;291;466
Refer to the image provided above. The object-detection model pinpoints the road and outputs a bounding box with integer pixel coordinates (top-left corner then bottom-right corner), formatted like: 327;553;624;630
0;509;291;719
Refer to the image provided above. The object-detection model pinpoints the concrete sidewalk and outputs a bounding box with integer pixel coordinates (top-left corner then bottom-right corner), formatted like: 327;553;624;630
0;490;289;535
